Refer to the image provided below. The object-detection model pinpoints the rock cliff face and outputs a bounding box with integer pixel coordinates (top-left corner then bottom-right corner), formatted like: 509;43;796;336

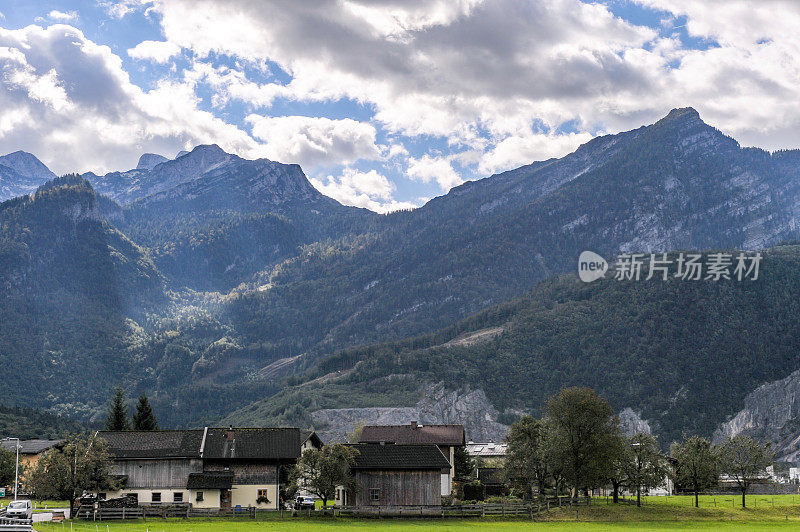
312;383;510;443
714;368;800;461
619;408;652;436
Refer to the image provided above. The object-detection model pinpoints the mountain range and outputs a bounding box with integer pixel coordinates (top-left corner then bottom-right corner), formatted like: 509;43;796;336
2;107;800;450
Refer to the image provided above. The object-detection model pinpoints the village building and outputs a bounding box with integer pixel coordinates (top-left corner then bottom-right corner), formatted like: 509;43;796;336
97;427;301;510
336;443;451;507
0;439;62;473
466;441;507;467
358;422;464;496
300;430;323;453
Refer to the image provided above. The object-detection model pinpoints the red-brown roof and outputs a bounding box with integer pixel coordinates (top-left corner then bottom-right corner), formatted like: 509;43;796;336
359;424;465;446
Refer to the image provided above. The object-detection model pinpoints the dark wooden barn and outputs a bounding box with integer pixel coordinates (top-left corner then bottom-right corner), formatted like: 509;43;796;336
343;443;451;507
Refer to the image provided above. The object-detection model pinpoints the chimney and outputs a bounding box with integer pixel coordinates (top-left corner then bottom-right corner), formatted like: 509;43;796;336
411;421;418;429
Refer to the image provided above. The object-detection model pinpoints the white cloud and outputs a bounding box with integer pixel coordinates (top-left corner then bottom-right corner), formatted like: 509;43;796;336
406;155;462;191
0;24;259;174
184;61;288;108
48;10;78;22
246;115;382;169
128;40;181;64
145;0;800;160
98;1;147;19
478;131;594;175
311;168;417;213
632;0;800;149
148;0;658;142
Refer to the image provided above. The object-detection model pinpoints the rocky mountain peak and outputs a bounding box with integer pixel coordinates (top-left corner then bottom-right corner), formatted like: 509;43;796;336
663;106;701;122
0;150;56;181
136;153;169;170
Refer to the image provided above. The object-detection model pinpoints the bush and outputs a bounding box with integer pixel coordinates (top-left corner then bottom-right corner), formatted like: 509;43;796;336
463;482;484;501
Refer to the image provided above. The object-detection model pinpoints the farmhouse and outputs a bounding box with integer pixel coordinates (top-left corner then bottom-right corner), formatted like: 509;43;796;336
466;441;507;466
300;430;323;453
337;443;451;507
0;439;62;472
359;422;464;496
97;427;301;510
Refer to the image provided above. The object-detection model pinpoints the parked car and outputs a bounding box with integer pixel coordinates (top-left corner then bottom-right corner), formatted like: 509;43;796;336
294;496;315;510
5;500;33;519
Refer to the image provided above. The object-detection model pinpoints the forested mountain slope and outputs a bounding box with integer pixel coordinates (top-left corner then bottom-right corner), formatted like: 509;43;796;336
226;246;800;446
217;108;800;374
0;176;164;412
3;108;800;432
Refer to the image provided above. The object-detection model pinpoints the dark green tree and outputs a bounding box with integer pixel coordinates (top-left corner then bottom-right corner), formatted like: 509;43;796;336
606;430;630;503
544;387;622;498
104;386;130;431
0;445;20;488
453;445;474;482
289;444;359;509
623;432;667;507
504;416;549;500
26;435;119;515
132;393;159;430
670;435;718;508
718;435;771;508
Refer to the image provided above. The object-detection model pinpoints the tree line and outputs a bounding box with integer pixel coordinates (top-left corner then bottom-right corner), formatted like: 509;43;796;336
497;387;772;508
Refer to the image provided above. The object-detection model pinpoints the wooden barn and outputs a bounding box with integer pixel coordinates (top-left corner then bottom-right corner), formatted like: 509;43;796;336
358;422;465;496
340;443;451;507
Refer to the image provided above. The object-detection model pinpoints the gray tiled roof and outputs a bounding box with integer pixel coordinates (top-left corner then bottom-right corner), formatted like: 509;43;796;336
359;424;465;446
97;430;203;459
0;439;62;455
348;443;451;470
202;427;300;460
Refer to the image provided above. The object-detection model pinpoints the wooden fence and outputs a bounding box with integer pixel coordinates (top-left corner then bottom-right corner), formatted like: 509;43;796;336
74;505;257;521
75;497;591;521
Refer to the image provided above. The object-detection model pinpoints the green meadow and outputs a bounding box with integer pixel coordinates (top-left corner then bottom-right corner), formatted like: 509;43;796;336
31;495;800;531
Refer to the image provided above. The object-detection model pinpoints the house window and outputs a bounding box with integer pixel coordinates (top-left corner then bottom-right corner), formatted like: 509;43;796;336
152;492;161;503
98;493;107;500
370;488;381;502
173;492;183;503
257;489;269;499
335;489;340;500
196;491;204;502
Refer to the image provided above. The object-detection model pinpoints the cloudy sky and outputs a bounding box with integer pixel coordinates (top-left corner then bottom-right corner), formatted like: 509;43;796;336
1;0;799;212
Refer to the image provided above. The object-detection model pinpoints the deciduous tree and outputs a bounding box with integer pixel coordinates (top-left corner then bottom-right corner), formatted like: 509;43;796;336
25;435;119;515
0;445;20;488
504;416;549;500
623;432;666;506
544;387;622;498
670;435;718;508
289;444;359;508
718;435;771;508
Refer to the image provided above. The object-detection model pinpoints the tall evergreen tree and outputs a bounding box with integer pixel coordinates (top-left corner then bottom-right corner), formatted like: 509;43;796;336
132;393;159;430
104;386;130;431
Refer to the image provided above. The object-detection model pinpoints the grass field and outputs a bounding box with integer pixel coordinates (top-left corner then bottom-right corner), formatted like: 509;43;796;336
640;494;800;508
30;496;800;531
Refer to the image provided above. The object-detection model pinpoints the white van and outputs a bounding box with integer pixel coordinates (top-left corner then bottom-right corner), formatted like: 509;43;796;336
5;499;33;519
